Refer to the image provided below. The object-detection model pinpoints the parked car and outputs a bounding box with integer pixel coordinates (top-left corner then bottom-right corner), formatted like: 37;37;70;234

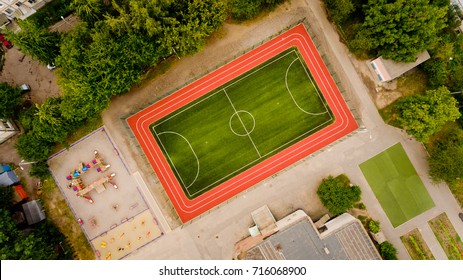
0;33;12;49
459;213;463;222
19;84;31;93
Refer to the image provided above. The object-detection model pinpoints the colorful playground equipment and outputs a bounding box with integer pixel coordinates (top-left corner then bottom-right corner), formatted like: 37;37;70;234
76;173;116;197
66;150;116;203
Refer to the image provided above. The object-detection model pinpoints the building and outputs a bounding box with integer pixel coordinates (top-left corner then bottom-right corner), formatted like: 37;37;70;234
0;0;49;20
22;200;46;225
369;50;431;83
0;169;20;186
451;0;463;33
234;207;381;260
0;118;18;144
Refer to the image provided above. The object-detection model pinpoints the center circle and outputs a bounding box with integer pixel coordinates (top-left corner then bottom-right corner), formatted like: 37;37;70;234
229;110;256;137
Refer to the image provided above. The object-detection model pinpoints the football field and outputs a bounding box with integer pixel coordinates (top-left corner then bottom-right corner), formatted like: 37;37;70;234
152;48;333;199
127;24;358;222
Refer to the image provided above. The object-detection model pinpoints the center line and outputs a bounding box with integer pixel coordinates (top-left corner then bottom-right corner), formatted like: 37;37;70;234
223;89;262;158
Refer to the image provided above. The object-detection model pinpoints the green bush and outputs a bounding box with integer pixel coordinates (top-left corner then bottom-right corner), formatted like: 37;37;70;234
380;241;398;260
317;175;361;216
368;220;380;234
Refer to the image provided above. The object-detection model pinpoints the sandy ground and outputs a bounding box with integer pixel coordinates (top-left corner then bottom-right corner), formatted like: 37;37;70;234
47;127;163;259
0;47;61;104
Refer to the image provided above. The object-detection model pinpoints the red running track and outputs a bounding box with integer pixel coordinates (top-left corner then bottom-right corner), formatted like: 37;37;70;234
127;24;358;223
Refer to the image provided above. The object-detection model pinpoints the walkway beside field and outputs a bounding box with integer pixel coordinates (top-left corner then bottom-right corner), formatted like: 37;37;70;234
100;0;463;259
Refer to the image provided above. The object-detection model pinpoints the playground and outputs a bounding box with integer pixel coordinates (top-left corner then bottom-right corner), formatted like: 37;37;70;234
48;127;163;259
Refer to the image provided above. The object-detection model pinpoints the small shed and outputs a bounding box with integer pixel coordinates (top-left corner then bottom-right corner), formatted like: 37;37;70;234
369;50;431;82
0;170;20;187
22;200;46;225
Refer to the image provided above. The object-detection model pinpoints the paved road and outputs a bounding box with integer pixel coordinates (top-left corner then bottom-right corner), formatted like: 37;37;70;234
102;0;463;260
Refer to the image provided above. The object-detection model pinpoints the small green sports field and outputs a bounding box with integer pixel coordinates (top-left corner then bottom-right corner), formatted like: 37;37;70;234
151;48;333;199
359;143;434;227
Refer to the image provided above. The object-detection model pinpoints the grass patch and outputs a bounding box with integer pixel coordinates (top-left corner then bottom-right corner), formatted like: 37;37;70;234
359;143;435;227
152;47;333;199
395;70;429;97
400;228;435;260
378;102;402;128
428;213;463;260
40;175;94;259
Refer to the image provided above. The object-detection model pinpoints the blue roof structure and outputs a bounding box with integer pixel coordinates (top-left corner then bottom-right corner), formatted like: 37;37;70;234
0;165;12;174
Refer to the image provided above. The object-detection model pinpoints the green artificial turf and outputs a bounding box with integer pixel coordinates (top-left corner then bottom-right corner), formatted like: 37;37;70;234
359;143;435;227
152;48;333;199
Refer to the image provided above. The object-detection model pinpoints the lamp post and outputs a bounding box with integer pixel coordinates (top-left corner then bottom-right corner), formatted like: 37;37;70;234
61;16;71;26
19;159;37;170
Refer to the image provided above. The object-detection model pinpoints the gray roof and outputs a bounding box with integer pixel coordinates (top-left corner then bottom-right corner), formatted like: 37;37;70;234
22;200;46;225
371;50;430;81
0;171;20;187
244;213;381;260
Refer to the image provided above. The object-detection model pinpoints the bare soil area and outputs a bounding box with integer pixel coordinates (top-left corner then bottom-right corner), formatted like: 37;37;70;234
0;47;61;104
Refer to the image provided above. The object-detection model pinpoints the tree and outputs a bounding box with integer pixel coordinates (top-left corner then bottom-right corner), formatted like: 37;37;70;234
0;209;68;260
427;124;463;183
324;0;355;24
397;86;461;142
33;97;73;143
0;83;22;119
16;133;53;162
380;241;398;260
6;20;62;65
0;187;13;210
230;0;263;21
71;0;107;26
355;0;447;62
317;175;362;216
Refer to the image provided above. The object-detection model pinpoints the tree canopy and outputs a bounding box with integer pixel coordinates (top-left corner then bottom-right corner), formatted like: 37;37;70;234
355;0;447;62
6;20;62;65
0;83;22;119
427;124;463;183
316;174;361;216
397;86;461;142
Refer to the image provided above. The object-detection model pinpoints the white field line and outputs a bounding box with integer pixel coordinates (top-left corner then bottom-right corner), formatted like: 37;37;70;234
134;30;353;212
285;57;328;116
153;50;297;128
294;50;333;119
157;131;200;194
152;127;188;189
224;89;262;158
187;117;333;197
229;110;256;136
